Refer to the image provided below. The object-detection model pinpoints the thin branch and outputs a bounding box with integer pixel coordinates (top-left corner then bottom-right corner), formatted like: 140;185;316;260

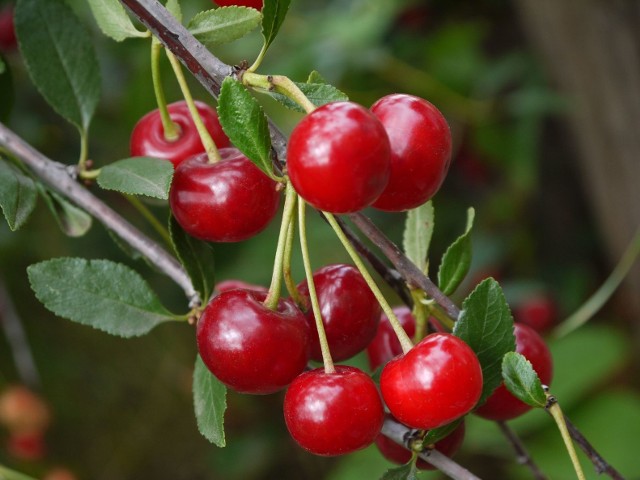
0;123;197;305
497;422;547;480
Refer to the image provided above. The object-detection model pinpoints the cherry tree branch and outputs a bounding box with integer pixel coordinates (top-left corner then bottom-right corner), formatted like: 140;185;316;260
497;422;547;480
0;123;197;305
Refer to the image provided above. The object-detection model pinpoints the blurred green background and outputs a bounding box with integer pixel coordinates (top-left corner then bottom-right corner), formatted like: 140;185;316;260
1;0;639;478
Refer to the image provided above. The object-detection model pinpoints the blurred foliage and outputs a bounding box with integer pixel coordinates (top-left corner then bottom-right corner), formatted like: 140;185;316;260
0;0;637;478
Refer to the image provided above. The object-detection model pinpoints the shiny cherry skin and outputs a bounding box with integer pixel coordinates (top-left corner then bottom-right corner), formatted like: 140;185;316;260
130;100;230;168
371;94;452;211
197;289;310;394
287;101;391;213
169;148;280;242
375;420;466;470
284;366;384;456
513;294;557;333
297;264;381;362
0;6;16;52
380;333;482;429
213;0;263;9
366;306;416;371
475;323;553;420
215;279;268;295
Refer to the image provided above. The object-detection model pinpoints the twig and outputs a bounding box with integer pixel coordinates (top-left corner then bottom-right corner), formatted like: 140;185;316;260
497;422;547;480
0;123;197;306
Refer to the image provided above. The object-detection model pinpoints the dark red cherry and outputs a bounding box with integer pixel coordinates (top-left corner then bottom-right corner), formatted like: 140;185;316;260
7;431;45;461
366;306;416;371
371;94;451;211
215;279;268;295
375;420;466;470
287;101;391;213
130;100;230;168
475;323;553;420
213;0;263;10
0;6;16;52
169;148;280;242
284;366;384;456
380;333;482;429
196;289;310;394
297;264;380;362
513;294;557;333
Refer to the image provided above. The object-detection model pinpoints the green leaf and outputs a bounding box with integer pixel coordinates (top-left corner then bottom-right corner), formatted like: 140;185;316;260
403;201;434;274
188;7;261;48
438;207;475;295
169;215;215;302
0;160;37;231
217;77;274;177
422;418;462;447
0;464;38;480
193;355;227;447
87;0;147;41
27;258;178;337
453;278;516;405
502;352;547;408
270;82;349;113
15;0;101;133
307;70;328;84
379;462;417;480
165;0;182;23
97;157;174;200
260;0;291;53
39;188;92;237
0;54;13;122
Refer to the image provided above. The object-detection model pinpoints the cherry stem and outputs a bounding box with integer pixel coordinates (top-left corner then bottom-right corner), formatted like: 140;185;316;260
263;182;298;311
282;217;307;309
298;200;335;374
410;289;429;342
246;41;268;74
242;72;317;114
151;40;180;141
124;194;172;247
166;50;221;164
546;397;586;480
77;129;90;172
324;213;414;354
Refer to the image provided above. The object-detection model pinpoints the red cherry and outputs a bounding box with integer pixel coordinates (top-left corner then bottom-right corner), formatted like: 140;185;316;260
475;323;553;420
375;420;466;470
169;148;280;242
284;366;384;456
7;431;45;461
380;333;482;429
0;6;17;52
370;94;451;211
513;294;557;333
0;385;50;434
297;264;380;362
197;289;310;394
287;101;391;213
215;279;268;295
130;100;230;168
213;0;263;10
366;306;416;371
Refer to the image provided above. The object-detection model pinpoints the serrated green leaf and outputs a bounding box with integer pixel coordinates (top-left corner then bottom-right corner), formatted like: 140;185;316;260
0;465;38;480
188;7;261;48
217;77;273;177
27;258;178;337
270;82;349;113
379;462;417;480
87;0;147;41
0;54;13;122
193;355;227;447
165;0;182;23
15;0;101;133
453;278;516;405
403;201;434;274
0;160;37;231
307;70;328;84
438;207;475;295
169;215;215;301
502;352;547;408
38;188;92;237
97;157;174;199
422;418;462;447
260;0;291;53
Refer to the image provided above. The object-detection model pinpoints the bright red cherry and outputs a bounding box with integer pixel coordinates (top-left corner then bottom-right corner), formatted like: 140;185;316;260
375;420;466;470
370;94;451;211
213;0;263;10
513;294;557;333
215;279;268;295
197;289;310;394
0;6;16;52
284;366;384;456
475;323;553;421
366;306;416;371
130;100;230;168
169;148;280;242
297;264;380;362
287;101;391;213
380;333;482;429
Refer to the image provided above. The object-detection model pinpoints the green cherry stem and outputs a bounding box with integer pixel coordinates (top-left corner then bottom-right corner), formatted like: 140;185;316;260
324;213;414;354
125;194;172;247
243;72;317;114
411;288;429;342
546;397;586;480
283;215;308;309
77;129;90;172
166;51;221;164
299;200;335;374
246;40;268;74
151;39;180;141
263;182;298;310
